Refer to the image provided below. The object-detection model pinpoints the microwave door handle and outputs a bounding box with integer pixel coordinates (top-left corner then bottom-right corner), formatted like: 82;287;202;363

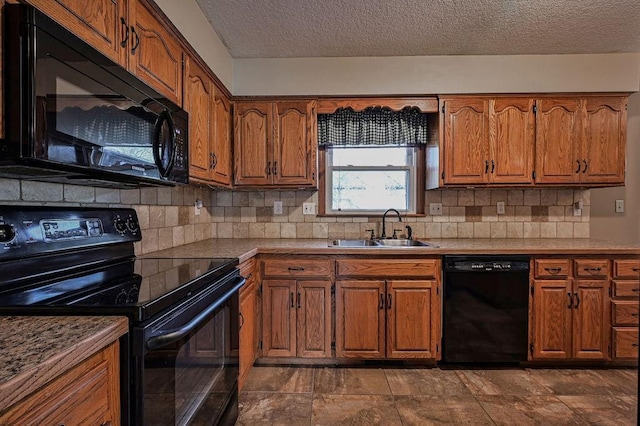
146;277;246;351
152;110;176;178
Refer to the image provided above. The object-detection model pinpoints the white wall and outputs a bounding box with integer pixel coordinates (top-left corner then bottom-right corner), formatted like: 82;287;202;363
233;54;640;96
154;0;233;91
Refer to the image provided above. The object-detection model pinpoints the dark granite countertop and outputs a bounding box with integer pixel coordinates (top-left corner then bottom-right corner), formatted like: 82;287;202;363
0;316;128;412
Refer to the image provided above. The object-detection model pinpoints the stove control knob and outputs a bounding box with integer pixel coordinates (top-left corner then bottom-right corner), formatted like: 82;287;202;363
0;224;16;243
114;218;127;234
126;217;139;233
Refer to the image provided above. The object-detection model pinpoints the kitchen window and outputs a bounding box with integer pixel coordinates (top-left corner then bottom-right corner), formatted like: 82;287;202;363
317;107;428;215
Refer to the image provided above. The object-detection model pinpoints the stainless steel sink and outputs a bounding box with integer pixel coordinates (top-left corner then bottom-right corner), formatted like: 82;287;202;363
330;239;378;247
329;239;434;248
374;239;433;247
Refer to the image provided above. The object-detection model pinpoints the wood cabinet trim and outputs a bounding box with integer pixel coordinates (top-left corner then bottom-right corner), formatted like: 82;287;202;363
316;97;438;114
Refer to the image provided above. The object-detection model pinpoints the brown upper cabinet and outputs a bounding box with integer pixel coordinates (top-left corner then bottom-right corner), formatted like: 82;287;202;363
26;0;184;106
234;100;317;187
440;95;627;187
185;56;232;186
441;97;535;185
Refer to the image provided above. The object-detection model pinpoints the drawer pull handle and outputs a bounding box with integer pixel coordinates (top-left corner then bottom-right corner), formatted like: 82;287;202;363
633;268;640;272
632;313;639;317
288;267;305;271
632;288;640;292
632;343;639;348
584;267;602;274
544;267;562;274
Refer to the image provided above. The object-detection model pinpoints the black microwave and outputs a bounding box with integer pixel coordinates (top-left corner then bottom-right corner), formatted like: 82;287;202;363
1;4;189;188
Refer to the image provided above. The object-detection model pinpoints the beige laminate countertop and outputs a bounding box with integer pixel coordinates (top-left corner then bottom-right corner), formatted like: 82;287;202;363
142;238;640;262
0;316;128;412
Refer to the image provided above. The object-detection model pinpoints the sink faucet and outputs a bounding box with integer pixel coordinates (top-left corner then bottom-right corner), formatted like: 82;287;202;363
381;208;402;239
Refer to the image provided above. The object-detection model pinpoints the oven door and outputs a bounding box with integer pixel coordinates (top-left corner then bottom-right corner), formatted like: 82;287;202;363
132;273;244;425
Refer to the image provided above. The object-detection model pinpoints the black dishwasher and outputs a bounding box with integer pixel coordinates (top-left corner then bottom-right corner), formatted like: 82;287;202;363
442;255;530;364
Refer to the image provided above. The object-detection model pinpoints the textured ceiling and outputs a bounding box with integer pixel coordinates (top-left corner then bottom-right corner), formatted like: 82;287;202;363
195;0;640;58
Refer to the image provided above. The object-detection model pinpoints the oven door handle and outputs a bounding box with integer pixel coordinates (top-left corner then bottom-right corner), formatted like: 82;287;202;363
145;277;245;351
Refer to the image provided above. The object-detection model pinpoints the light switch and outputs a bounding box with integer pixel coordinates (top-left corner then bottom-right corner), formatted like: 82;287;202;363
273;200;283;215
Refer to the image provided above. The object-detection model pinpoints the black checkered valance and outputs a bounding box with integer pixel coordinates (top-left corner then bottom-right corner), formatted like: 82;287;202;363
318;106;430;147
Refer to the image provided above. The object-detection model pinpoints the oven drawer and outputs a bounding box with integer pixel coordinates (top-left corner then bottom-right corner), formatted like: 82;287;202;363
534;259;571;278
574;259;609;279
613;327;639;359
612;301;640;326
336;259;438;278
613;259;640;279
262;259;331;278
613;280;640;298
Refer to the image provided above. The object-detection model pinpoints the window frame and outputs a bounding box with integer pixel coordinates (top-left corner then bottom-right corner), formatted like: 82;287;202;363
318;146;426;216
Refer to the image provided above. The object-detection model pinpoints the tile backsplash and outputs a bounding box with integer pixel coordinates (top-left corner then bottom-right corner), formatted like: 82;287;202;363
0;179;590;255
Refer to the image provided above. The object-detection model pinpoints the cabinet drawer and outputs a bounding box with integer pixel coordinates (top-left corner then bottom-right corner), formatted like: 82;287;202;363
336;259;438;278
534;259;571;278
613;327;639;359
613;259;640;279
574;259;609;279
613;280;640;298
263;259;331;277
239;258;257;278
612;301;640;326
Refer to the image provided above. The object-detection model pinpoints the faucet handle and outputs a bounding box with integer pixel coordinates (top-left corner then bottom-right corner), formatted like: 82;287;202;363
392;229;403;239
364;229;376;240
405;225;413;240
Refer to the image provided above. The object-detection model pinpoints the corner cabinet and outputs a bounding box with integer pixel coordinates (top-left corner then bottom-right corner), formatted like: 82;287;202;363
234;100;317;188
335;258;441;360
185;56;232;186
439;94;627;188
530;258;610;360
26;0;184;106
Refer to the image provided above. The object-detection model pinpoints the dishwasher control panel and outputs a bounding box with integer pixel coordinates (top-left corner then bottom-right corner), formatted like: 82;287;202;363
444;256;530;272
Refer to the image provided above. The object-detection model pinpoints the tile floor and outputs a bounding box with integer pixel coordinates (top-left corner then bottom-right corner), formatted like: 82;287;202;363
238;366;638;425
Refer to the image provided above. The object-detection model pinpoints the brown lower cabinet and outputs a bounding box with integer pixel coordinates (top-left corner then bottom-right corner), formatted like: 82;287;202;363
0;341;120;425
531;258;610;360
238;259;259;390
262;279;332;358
611;258;640;360
335;279;440;359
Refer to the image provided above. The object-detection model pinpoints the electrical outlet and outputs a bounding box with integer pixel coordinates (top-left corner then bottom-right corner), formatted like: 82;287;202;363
303;202;315;215
273;200;283;215
573;208;582;217
429;203;443;215
194;199;202;216
615;199;625;213
497;201;505;215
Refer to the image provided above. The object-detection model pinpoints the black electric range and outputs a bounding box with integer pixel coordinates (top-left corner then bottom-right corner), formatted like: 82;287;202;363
0;206;243;425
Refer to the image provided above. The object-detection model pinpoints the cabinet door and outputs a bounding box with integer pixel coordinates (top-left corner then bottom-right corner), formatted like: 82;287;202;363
489;98;535;184
273;101;317;186
129;0;183;105
27;0;128;65
387;280;439;359
234;102;272;185
212;91;233;186
442;99;489;184
335;280;385;358
581;96;627;184
572;280;610;359
531;279;572;359
185;56;214;182
262;280;296;357
297;280;332;358
535;98;582;184
239;283;256;389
